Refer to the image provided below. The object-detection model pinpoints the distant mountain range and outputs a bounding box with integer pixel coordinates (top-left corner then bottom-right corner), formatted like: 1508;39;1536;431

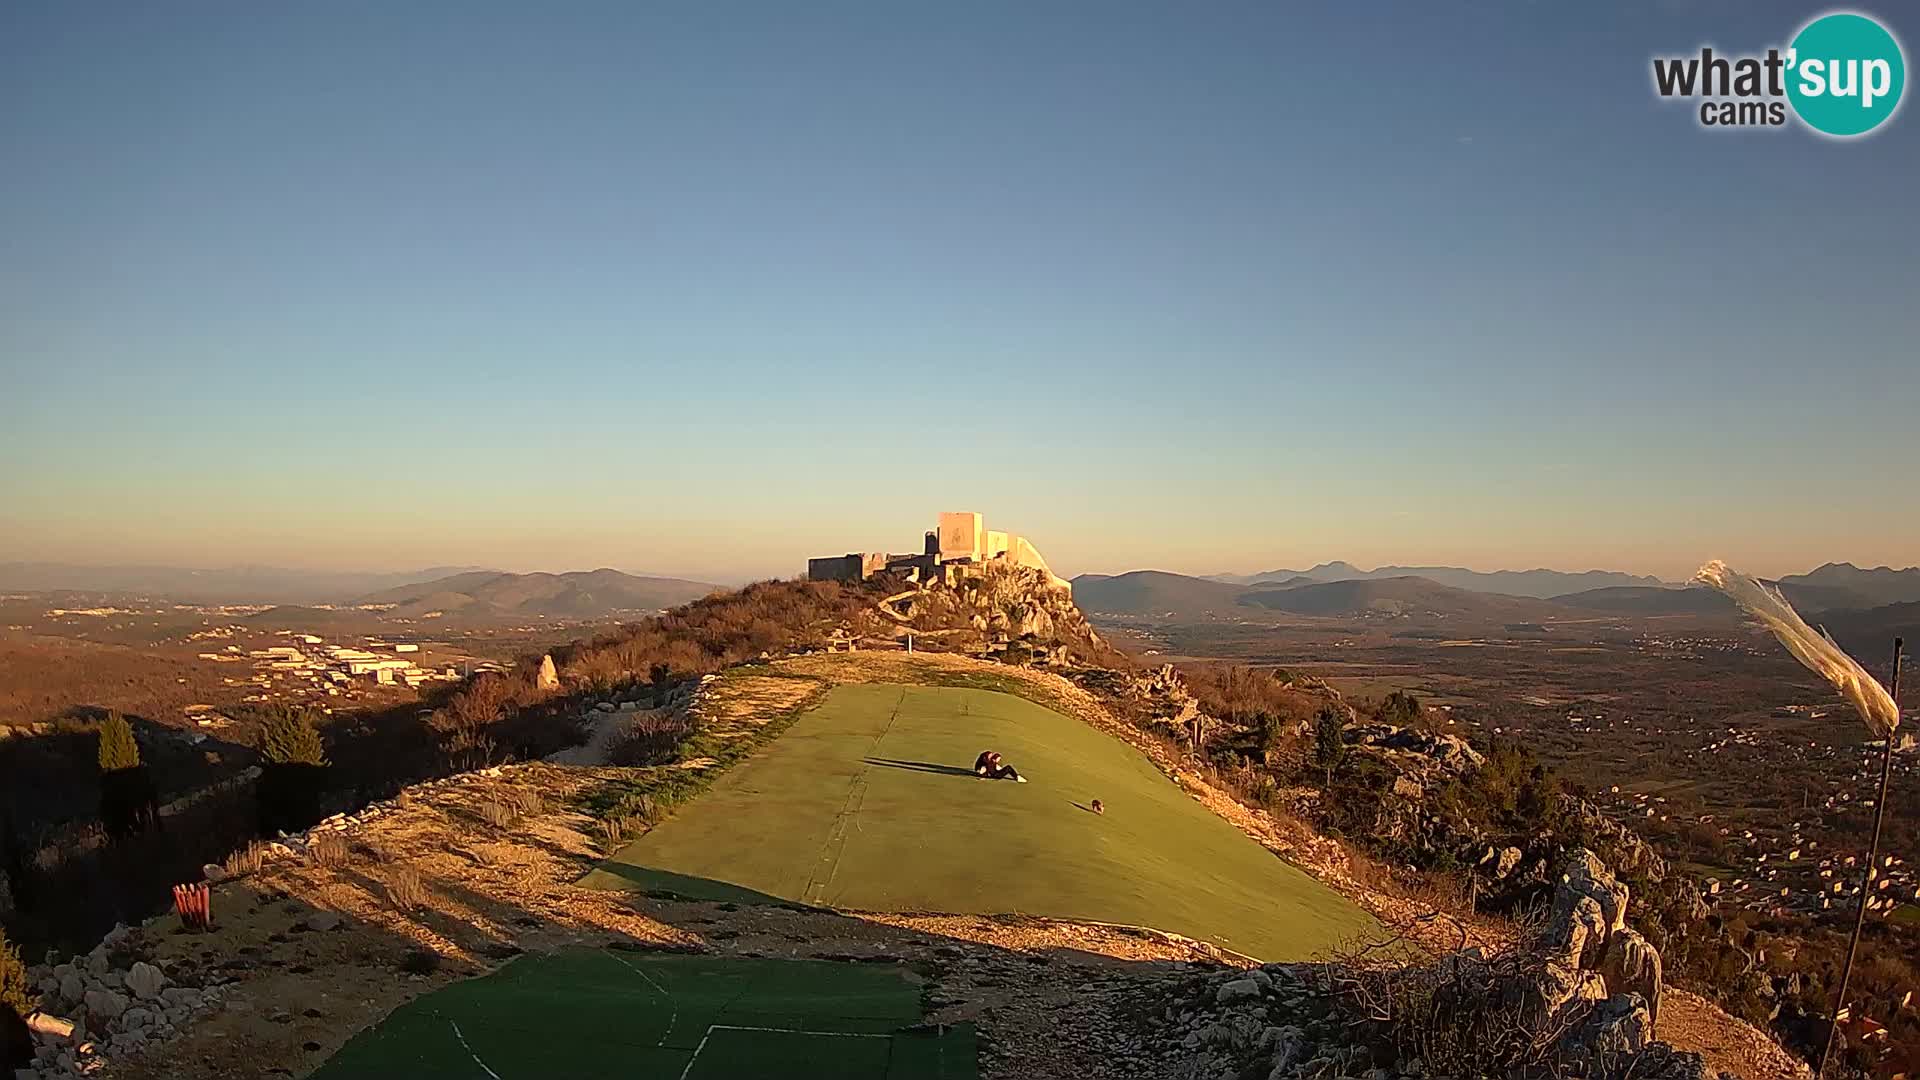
1206;562;1663;599
1076;561;1920;623
1776;562;1920;609
0;562;496;605
356;569;717;618
1073;570;1539;620
0;562;721;614
1238;576;1547;619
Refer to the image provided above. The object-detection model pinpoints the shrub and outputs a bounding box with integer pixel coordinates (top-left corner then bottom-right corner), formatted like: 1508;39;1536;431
259;706;327;766
223;840;269;878
430;673;519;769
477;798;518;830
608;712;693;767
386;866;427;912
1377;691;1423;726
0;926;35;1019
0;927;32;1071
308;831;350;868
599;813;645;851
96;713;140;771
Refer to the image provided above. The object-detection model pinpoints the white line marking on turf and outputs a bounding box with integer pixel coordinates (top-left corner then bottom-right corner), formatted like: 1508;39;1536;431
676;1024;893;1080
709;1025;890;1037
603;949;678;1046
448;1019;502;1080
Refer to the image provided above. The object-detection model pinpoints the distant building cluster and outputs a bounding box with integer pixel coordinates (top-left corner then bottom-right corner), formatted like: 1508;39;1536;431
807;511;1068;590
200;632;463;701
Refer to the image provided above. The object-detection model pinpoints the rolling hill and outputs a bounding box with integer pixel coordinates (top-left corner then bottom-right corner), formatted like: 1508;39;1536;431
359;569;717;618
1549;586;1733;614
1211;562;1664;598
1238;576;1552;618
1073;570;1558;621
1777;562;1920;608
1550;579;1886;618
1069;570;1254;619
1818;600;1920;651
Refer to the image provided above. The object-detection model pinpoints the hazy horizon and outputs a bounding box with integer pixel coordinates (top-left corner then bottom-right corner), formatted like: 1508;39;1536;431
3;544;1911;589
5;2;1916;584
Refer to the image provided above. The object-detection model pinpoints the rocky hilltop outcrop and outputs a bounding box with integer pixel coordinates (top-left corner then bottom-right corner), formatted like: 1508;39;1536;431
1324;718;1702;913
865;563;1109;665
1139;851;1729;1080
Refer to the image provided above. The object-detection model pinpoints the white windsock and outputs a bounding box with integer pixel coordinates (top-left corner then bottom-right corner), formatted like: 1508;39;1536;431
1696;560;1900;738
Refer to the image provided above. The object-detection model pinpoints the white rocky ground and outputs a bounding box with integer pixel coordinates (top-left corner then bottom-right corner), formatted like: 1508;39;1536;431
19;926;223;1078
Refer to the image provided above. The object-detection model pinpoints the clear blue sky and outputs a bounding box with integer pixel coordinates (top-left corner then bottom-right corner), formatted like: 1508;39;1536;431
3;1;1915;582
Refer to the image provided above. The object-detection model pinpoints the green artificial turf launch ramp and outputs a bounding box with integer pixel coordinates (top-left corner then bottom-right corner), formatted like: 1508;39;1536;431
310;949;973;1079
583;683;1378;961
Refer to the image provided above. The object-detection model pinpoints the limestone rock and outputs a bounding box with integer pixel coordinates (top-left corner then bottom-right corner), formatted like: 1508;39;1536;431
1344;723;1485;773
1560;849;1630;933
57;973;82;1006
536;654;560;692
1599;928;1663;1024
1546;849;1627;969
125;962;166;1001
1495;845;1523;878
1264;1025;1307;1070
1215;978;1262;1005
1515;960;1587;1030
1563;992;1654;1066
1546;893;1607;970
81;990;126;1022
302;911;342;933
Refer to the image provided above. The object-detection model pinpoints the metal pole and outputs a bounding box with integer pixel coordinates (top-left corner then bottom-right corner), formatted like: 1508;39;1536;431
1817;637;1903;1077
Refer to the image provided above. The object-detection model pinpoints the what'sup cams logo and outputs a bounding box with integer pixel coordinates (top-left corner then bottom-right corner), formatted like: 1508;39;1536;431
1652;10;1905;137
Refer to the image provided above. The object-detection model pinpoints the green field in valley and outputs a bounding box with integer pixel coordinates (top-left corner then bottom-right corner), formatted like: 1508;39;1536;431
583;682;1379;961
310;949;972;1079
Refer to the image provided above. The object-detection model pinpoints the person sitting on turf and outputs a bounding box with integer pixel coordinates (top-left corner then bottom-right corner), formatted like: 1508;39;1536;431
972;750;1026;782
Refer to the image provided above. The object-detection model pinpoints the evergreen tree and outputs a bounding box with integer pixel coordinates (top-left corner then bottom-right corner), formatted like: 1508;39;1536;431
97;713;140;771
259;706;327;766
256;706;330;835
96;713;157;838
1378;690;1423;726
1312;705;1349;790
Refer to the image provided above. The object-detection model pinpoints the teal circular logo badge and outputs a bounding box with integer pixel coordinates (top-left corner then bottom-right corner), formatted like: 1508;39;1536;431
1787;12;1906;136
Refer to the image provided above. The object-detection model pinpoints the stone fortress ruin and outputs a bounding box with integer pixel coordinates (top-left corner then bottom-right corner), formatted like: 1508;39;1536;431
807;511;1069;592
